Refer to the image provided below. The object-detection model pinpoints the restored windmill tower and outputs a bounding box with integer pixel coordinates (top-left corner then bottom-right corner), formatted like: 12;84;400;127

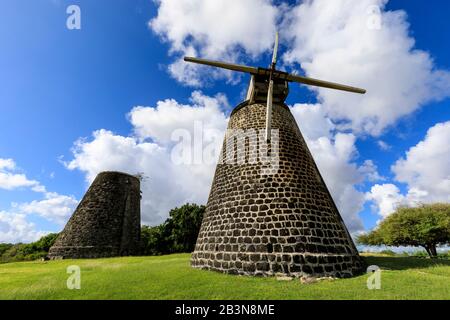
48;171;141;259
187;34;366;278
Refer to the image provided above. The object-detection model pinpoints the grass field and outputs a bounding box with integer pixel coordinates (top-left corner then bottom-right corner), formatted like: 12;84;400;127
0;253;449;300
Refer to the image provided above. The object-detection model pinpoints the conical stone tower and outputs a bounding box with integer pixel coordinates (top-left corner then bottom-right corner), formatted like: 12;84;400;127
186;34;366;278
48;171;141;259
191;101;365;278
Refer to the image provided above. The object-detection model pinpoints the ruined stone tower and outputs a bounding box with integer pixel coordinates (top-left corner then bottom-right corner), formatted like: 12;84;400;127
48;171;141;259
191;100;365;278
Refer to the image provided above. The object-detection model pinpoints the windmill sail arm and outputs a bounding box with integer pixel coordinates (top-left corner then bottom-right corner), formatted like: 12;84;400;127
272;32;279;65
286;73;366;94
184;57;258;75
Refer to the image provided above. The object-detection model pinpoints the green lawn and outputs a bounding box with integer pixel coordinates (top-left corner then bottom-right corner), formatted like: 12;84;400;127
0;253;449;300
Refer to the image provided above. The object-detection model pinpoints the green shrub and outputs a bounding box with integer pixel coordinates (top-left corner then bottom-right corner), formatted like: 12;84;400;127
379;249;397;256
411;250;429;258
1;202;206;262
358;203;450;258
0;233;58;263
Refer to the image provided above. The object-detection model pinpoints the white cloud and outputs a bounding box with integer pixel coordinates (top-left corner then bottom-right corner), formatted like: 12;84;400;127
306;133;365;232
63;0;449;233
0;158;43;191
392;121;450;203
290;103;383;232
17;192;78;226
0;172;38;191
359;160;385;182
150;0;450;134
3;1;449;242
66;130;165;182
0;211;48;243
290;103;334;140
66;92;228;226
377;140;391;151
283;0;450;135
366;183;405;218
367;121;450;218
150;0;279;85
129;91;228;143
66;130;216;225
0;157;79;242
68;99;379;232
0;159;15;171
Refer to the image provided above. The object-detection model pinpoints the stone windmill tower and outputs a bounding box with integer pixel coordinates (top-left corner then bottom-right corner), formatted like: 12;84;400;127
186;34;366;278
48;171;141;259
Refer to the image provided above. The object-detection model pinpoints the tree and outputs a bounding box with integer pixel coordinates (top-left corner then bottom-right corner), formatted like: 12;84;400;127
31;233;59;252
168;203;205;253
0;243;13;256
140;203;205;255
358;203;450;258
140;225;172;255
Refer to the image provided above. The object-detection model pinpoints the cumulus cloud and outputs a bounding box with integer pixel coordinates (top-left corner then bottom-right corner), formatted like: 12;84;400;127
129;91;228;143
17;192;78;226
66;134;208;225
150;0;450;134
0;158;43;191
377;140;391;151
367;121;450;218
359;160;386;182
150;0;279;85
66;95;384;232
66;92;228;225
66;129;178;225
0;211;48;243
3;1;449;243
290;103;334;140
306;133;368;232
366;183;405;218
64;0;449;232
283;0;450;135
0;157;79;242
0;159;15;170
392;121;450;202
291;103;384;232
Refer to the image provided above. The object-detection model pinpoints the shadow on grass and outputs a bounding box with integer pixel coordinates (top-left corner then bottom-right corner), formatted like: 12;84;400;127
362;256;450;271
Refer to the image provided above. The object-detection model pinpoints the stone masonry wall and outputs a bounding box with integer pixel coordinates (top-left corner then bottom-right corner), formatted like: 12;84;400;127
48;171;141;259
191;102;365;278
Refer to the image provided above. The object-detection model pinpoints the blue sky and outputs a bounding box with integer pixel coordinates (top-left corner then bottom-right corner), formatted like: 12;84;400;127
1;0;449;243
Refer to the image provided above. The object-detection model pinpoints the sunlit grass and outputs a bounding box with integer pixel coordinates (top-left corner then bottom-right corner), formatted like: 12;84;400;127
0;254;448;300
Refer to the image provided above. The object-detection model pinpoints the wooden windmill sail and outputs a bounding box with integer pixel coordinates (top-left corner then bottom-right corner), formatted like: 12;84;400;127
186;34;366;278
185;32;365;142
